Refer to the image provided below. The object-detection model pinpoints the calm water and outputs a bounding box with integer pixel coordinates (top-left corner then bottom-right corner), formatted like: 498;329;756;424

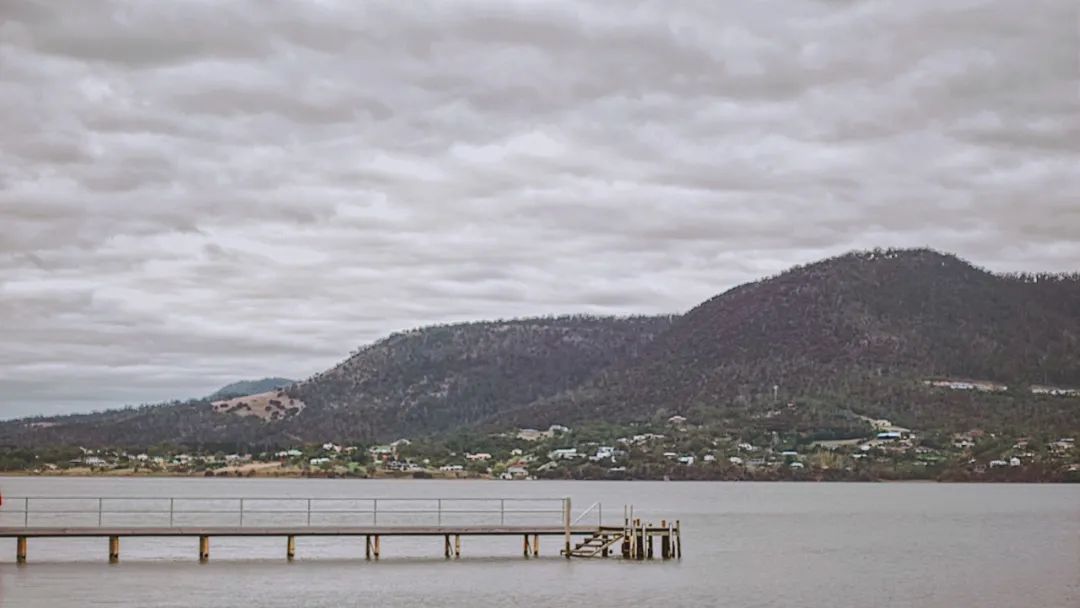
0;478;1077;607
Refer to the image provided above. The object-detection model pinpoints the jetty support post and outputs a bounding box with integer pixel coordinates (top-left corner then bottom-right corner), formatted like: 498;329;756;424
198;535;210;562
443;534;450;559
16;536;27;564
563;497;571;559
676;520;682;559
109;535;120;563
454;534;461;558
286;535;296;561
661;520;670;559
366;535;372;560
532;534;539;557
523;534;530;558
373;535;381;560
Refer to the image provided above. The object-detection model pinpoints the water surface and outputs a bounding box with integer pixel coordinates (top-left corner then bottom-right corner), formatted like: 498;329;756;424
0;478;1076;607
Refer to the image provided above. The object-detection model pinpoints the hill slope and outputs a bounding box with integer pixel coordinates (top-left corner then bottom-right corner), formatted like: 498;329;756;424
501;249;1080;433
0;315;673;447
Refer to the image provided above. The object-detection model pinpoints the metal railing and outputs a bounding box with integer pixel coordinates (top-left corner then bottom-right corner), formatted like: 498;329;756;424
0;496;601;529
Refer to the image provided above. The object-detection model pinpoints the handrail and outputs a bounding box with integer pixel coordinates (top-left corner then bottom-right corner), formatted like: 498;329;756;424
571;501;602;526
0;496;569;529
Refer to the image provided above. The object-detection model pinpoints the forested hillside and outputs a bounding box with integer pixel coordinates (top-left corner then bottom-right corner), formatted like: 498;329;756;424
500;249;1080;435
2;249;1077;450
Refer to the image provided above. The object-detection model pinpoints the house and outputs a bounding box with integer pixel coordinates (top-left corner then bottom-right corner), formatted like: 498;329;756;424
591;446;615;461
548;448;579;460
465;452;492;461
439;464;464;472
1030;385;1080;397
309;457;331;466
82;456;107;466
703;454;716;463
662;452;678;459
988;459;1009;468
390;438;412;448
504;466;529;479
728;456;744;465
876;431;903;441
677;455;695;466
321;443;341;453
789;462;805;469
668;415;687;426
737;442;756;452
1009;457;1022;467
510;448;523;456
925;379;1008;392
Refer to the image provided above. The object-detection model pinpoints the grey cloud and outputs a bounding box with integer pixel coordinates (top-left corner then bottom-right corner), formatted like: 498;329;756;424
1;0;1077;418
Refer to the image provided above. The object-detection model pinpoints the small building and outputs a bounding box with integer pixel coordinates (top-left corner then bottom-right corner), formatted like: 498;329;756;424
1009;457;1021;467
703;454;716;463
439;464;464;472
728;456;743;465
548;448;578;460
465;452;492;461
988;459;1008;468
309;457;331;466
668;415;687;426
677;455;695;466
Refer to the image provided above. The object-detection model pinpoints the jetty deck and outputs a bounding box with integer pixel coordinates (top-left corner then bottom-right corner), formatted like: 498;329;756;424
0;496;681;563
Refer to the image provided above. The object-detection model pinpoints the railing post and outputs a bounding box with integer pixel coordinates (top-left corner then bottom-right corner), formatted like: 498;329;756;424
500;499;505;525
306;499;312;526
169;498;175;527
24;497;29;527
437;499;442;526
98;498;103;527
598;502;603;527
373;499;378;526
563;497;571;559
239;498;245;527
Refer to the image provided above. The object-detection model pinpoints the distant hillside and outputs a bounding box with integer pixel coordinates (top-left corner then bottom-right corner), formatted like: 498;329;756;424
284;315;675;440
2;248;1076;449
208;378;295;401
0;315;673;447
501;249;1080;434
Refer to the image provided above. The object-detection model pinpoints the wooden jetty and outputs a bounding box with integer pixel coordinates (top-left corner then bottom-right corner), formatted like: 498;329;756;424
0;496;681;563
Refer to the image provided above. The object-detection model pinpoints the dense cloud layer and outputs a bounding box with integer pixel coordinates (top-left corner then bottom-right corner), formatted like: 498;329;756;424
1;0;1078;418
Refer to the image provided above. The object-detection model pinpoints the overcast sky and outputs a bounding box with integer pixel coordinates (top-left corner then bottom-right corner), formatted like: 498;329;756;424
1;0;1077;419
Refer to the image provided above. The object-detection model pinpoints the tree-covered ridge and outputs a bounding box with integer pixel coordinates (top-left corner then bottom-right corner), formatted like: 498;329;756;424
498;248;1080;434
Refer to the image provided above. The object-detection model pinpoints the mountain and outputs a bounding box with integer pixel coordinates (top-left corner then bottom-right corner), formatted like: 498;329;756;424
499;249;1080;434
2;248;1077;449
208;378;295;401
0;315;673;448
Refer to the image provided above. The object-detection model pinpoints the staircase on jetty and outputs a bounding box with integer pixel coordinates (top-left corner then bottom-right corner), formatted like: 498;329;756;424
0;496;681;563
563;506;682;560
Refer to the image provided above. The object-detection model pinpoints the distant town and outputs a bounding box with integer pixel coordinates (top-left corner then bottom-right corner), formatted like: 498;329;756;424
3;403;1077;481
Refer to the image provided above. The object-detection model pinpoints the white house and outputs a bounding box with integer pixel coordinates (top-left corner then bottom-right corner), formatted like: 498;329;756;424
309;457;331;466
465;452;492;461
677;455;695;466
728;456;744;465
548;448;578;460
439;464;464;472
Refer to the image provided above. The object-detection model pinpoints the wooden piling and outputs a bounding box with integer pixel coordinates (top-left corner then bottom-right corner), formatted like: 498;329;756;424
198;535;210;562
16;536;27;564
454;534;461;558
675;520;682;559
443;534;451;558
373;535;381;560
109;535;120;563
523;534;530;557
532;534;539;557
286;535;296;561
647;528;654;560
366;535;372;560
563;497;571;560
